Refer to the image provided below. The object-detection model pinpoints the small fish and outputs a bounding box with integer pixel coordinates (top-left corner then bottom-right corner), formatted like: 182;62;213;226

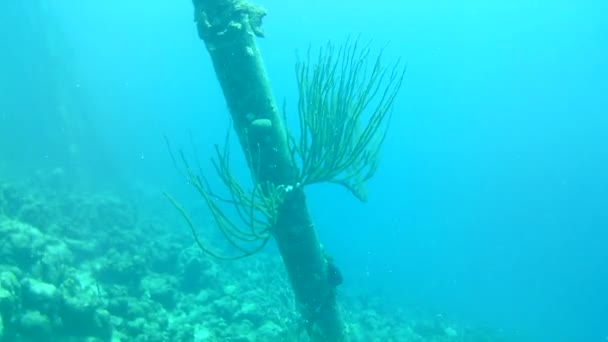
326;262;343;287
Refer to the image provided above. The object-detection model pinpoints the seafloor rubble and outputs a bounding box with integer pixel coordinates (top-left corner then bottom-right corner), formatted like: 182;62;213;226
0;177;504;342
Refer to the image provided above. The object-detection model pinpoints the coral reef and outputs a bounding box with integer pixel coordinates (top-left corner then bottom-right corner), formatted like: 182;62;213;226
0;179;507;341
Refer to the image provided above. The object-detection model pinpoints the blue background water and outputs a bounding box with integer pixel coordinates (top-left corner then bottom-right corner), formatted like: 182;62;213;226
1;1;607;341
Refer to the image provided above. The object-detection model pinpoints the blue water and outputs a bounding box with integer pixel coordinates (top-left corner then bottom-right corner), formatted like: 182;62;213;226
2;1;607;341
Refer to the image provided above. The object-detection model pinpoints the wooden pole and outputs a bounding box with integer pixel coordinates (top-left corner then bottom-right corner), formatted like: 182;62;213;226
191;0;346;340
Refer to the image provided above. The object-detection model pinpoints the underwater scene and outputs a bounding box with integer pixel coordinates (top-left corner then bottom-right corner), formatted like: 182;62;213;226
0;0;606;341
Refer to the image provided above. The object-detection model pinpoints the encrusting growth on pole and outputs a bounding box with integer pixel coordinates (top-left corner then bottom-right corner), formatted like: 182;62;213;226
168;0;405;340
